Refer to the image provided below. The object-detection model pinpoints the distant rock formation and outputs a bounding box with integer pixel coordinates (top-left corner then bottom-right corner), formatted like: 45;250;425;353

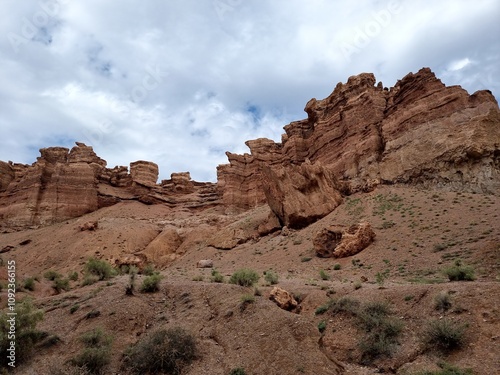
0;143;220;229
218;68;500;211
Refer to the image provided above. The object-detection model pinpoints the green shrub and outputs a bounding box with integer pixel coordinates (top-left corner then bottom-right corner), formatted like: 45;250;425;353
70;304;80;314
319;269;330;280
317;320;327;333
23;277;36;291
71;328;112;374
264;270;279;285
80;328;112;348
330;297;360;315
82;274;100;286
434;291;452;312
333;264;341;270
142;263;156;276
443;261;475;281
53;278;70;293
414;361;473;375
84;258;116;281
229;368;246;375
71;348;111;374
301;257;312;262
315;299;335;315
140;273;163;293
123;327;197;375
211;269;224;283
68;271;79;281
229;269;260;287
0;298;44;366
423;319;467;352
192;275;204;281
44;270;62;281
125;272;136;296
357;302;403;362
241;294;255;304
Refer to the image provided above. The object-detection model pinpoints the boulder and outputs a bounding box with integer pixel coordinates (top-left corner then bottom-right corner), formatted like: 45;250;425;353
79;221;98;231
314;222;375;258
269;286;299;311
197;259;214;268
140;228;183;265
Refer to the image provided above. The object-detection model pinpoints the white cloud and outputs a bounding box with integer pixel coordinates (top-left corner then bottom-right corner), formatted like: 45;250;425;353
0;0;499;181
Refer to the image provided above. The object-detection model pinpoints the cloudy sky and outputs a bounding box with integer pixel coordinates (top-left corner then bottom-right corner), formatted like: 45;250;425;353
1;0;499;181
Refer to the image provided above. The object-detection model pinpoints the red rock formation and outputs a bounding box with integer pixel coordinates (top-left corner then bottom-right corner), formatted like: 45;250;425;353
314;222;376;258
217;68;500;210
261;161;343;229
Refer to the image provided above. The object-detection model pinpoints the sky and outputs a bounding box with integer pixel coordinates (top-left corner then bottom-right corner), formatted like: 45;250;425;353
1;0;499;182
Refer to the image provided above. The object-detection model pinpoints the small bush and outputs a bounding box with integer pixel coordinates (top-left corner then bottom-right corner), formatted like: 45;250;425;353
229;368;247;375
241;294;255;304
68;271;79;281
82;274;100;286
330;297;361;315
211;269;224;283
354;281;362;290
71;328;112;374
319;269;330;280
142;263;156;276
423;319;467;352
140;273;163;293
317;320;327;333
80;328;112;348
125;272;136;296
84;258;116;281
315;299;335;315
229;269;260;287
23;277;36;291
70;304;80;314
0;298;44;366
434;291;452;312
123;327;197;375
301;257;312;262
53;278;70;293
264;270;279;285
333;264;341;270
192;275;204;281
44;270;62;281
71;348;111;375
443;261;475;281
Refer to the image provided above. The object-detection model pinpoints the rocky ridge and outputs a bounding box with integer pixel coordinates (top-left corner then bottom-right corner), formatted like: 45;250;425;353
217;67;500;209
1;67;499;231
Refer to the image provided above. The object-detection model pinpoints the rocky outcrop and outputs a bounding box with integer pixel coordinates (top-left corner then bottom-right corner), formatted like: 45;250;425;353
140;228;183;264
130;160;159;186
218;68;500;210
0;143;220;230
262;161;343;229
314;222;375;258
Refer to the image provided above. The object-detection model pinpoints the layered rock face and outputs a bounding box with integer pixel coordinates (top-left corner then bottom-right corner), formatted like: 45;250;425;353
0;143;220;229
217;68;500;209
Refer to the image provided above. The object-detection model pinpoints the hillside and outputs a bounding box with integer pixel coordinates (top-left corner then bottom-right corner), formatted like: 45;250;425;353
0;68;499;375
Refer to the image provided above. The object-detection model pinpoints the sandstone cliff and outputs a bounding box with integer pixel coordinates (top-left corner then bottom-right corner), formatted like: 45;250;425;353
217;68;500;209
0;143;220;229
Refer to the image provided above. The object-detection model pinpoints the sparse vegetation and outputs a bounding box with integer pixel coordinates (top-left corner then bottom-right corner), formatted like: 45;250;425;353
264;269;279;285
68;271;79;281
319;269;330;280
229;368;247;375
44;270;62;281
317;320;327;333
140;273;163;293
52;277;71;293
443;260;475;281
142;263;156;276
71;328;112;374
229;268;260;287
70;304;80;314
301;256;312;262
82;274;100;286
241;294;255;304
413;361;473;375
123;327;197;375
0;298;45;366
211;269;224;283
23;277;36;291
125;268;137;295
423;318;468;352
333;263;341;270
84;258;116;281
434;291;452;312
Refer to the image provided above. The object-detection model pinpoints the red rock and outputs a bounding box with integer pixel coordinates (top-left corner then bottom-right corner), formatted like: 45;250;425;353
314;222;376;258
269;286;299;311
